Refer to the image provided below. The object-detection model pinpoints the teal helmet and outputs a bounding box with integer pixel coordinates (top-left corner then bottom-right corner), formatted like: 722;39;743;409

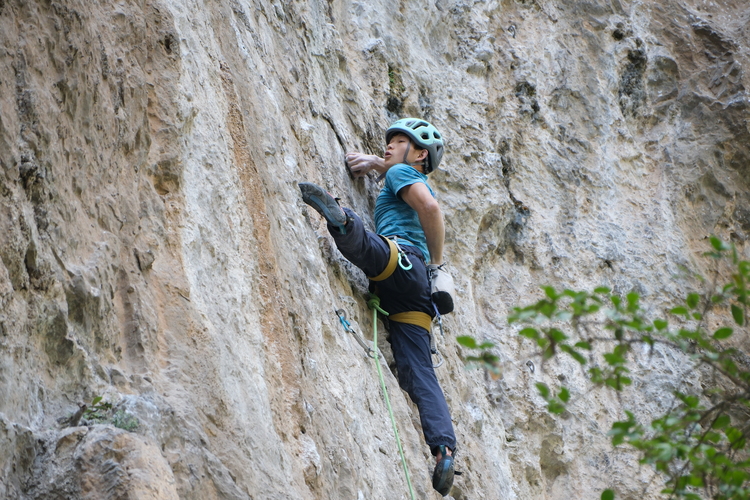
385;118;445;174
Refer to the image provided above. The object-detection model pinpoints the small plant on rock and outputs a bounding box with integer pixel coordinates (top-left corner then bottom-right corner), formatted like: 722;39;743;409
64;396;141;432
111;409;139;432
83;396;112;423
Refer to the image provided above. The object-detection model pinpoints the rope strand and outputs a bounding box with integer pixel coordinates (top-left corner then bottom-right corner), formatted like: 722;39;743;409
368;296;416;500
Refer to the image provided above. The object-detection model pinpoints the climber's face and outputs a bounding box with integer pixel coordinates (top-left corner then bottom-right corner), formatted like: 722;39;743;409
384;134;428;171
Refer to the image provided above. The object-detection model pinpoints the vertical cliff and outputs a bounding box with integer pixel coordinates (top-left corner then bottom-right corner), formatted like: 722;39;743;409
1;0;748;498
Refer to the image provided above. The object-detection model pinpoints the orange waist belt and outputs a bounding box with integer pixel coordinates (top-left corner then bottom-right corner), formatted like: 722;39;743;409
389;311;432;331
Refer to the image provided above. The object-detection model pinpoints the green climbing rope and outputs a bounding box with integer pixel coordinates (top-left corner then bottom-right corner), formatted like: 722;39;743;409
367;295;416;500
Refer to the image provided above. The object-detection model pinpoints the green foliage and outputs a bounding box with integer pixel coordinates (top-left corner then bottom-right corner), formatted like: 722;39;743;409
457;335;501;378
461;237;750;499
535;382;570;414
83;396;139;431
111;409;140;432
84;396;113;422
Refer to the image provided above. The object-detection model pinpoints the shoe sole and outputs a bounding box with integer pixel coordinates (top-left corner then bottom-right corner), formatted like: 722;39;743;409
298;183;347;226
432;455;455;496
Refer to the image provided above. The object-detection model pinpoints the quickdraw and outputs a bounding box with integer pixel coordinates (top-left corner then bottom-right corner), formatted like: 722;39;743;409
333;300;417;500
430;303;445;369
335;309;378;358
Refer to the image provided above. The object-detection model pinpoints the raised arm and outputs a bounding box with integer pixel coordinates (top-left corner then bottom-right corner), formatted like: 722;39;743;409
399;182;444;265
346;152;386;178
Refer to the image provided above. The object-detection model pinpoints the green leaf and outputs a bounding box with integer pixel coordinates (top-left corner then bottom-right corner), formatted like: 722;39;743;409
548;329;567;342
726;427;746;449
670;307;688;317
456;336;478;348
687;474;704;487
536;382;550;399
705;431;722;442
604;352;625;366
626;292;639;311
540;302;556;318
601;489;615;500
713;327;733;340
679;328;699;340
542;286;557;300
548;401;566;414
653;319;668;331
574;341;592;350
594;287;611;295
92;396;103;406
679;394;700;408
686;293;700;309
559;387;570;403
586;304;600;314
561;345;587;365
692;312;703;320
710;236;728;251
731;304;745;326
519;328;539;340
713;414;731;429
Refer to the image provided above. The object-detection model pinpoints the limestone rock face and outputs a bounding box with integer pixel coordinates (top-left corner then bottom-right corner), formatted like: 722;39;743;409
1;0;748;499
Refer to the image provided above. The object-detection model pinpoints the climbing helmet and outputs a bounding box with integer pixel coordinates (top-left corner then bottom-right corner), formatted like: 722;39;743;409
385;118;444;174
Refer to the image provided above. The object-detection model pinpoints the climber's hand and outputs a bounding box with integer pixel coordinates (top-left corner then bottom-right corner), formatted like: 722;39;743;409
346;153;385;177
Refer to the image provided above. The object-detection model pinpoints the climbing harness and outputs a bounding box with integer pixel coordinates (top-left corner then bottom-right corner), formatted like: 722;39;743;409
335;309;378;358
367;236;446;368
368;238;398;282
368;237;412;282
367;295;417;500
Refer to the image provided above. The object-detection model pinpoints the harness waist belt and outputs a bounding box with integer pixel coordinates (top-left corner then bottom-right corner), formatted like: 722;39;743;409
389;311;432;331
369;237;399;281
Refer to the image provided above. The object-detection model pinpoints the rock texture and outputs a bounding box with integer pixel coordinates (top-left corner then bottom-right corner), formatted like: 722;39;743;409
1;0;749;499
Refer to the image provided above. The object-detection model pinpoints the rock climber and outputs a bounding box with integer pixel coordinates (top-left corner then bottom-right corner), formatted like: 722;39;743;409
298;118;456;496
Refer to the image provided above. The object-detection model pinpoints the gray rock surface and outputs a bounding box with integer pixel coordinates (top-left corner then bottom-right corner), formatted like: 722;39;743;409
1;0;748;498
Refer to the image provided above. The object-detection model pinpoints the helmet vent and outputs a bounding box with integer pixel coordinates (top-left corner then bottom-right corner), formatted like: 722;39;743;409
421;133;429;140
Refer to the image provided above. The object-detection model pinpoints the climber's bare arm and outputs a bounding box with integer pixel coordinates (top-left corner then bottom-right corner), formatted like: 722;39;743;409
346;153;386;177
399;182;444;265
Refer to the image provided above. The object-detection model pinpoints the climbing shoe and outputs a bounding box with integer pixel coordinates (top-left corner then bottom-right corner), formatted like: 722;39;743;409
298;182;348;234
432;445;455;496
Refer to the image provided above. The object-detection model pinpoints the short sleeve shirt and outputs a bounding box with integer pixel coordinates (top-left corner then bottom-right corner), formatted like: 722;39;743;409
374;164;434;263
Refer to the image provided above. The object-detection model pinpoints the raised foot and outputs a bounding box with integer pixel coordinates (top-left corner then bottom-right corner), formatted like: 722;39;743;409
298;182;347;232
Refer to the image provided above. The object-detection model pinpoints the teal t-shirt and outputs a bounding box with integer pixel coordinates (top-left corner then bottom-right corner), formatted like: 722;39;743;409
374;163;434;263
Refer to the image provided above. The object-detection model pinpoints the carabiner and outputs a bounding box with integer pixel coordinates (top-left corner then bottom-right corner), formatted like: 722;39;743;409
398;251;413;271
